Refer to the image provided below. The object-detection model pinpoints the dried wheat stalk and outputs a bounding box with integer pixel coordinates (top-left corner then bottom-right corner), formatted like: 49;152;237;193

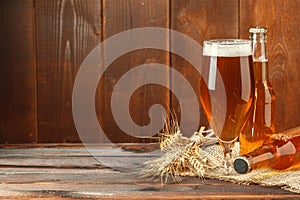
140;117;224;183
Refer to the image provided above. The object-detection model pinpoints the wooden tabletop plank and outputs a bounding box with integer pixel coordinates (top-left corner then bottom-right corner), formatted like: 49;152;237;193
0;147;298;199
0;168;295;198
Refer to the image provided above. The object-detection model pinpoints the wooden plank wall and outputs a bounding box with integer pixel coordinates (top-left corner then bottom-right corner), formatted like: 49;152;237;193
35;0;102;142
100;0;170;143
0;0;299;143
0;0;37;143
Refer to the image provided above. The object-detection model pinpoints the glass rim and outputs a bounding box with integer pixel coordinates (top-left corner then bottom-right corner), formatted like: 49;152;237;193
203;39;252;57
203;39;251;46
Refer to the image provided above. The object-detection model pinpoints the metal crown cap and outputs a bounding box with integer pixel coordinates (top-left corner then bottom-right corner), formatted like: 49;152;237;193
249;27;267;33
234;156;251;174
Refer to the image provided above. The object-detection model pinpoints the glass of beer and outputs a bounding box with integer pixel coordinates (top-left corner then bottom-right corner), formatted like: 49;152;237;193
200;39;255;173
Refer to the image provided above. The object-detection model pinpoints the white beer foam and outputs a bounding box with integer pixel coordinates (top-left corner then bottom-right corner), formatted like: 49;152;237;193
203;39;252;57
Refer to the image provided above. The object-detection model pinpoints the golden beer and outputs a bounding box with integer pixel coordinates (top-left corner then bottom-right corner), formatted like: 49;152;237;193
200;40;255;144
239;27;276;155
239;61;276;155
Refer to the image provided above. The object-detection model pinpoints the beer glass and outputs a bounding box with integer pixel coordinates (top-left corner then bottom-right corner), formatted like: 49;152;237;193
200;39;255;172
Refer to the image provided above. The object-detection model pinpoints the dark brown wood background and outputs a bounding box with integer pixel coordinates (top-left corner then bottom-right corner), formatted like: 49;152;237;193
0;0;299;144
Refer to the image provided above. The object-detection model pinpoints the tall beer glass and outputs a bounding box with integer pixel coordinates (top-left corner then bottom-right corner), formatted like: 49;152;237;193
200;39;255;172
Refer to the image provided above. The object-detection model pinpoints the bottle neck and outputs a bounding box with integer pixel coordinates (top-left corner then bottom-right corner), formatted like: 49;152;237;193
234;143;276;173
253;61;269;82
251;32;268;62
251;32;269;82
235;136;299;174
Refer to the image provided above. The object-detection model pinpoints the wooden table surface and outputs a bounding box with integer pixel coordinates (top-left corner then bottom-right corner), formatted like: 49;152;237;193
0;144;298;199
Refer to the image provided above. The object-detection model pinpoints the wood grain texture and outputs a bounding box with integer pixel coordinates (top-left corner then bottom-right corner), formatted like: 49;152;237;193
100;0;170;143
170;0;239;134
240;0;300;132
1;1;300;144
35;0;102;142
0;0;37;143
0;146;297;199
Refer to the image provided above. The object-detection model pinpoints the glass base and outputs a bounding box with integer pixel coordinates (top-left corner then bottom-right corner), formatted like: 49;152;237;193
221;141;235;175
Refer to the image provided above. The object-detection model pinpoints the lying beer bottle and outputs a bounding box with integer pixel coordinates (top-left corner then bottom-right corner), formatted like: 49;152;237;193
234;126;300;174
239;27;276;155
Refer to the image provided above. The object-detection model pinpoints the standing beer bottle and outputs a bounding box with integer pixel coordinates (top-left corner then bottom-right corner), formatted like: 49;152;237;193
234;126;300;174
239;27;276;155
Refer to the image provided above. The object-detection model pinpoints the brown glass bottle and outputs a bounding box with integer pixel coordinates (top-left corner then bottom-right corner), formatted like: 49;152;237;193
234;127;300;174
239;27;276;155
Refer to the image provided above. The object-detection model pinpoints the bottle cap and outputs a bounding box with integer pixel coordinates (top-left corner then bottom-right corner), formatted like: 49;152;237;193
249;27;267;33
233;156;250;174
